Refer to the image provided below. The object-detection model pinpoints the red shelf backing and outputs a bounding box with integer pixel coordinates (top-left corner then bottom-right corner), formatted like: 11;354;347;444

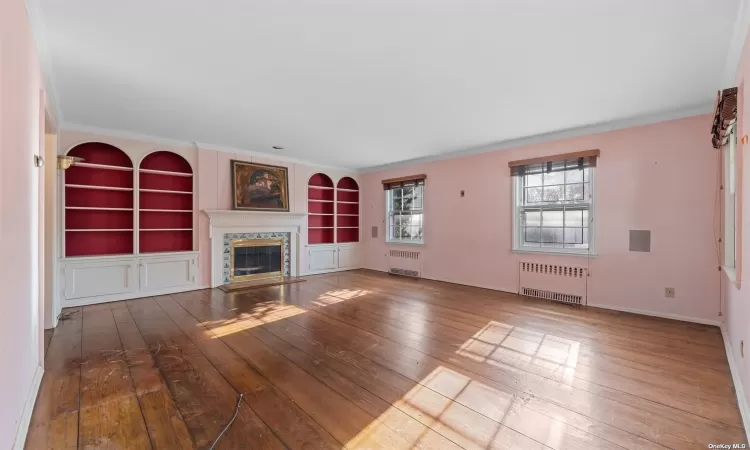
309;173;334;188
66;187;133;209
140;151;192;173
336;177;359;191
337;215;359;228
337;228;359;243
66;166;133;189
308;187;334;201
66;231;133;257
140;211;192;229
337;202;359;215
66;210;133;230
140;191;193;210
139;230;193;253
68;143;133;168
309;215;335;228
309;228;334;245
139;172;192;192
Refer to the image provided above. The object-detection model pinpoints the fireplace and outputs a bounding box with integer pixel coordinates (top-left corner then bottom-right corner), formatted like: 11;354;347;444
230;238;284;283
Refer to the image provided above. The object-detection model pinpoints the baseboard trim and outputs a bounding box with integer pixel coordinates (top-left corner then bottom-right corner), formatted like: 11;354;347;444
13;364;44;450
360;268;723;327
721;324;750;442
586;303;722;327
62;285;210;308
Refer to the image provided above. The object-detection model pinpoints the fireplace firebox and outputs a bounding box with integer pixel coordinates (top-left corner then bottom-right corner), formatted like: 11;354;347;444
229;238;283;283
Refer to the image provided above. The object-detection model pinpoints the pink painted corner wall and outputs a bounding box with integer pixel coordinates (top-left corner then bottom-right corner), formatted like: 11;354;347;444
362;114;720;321
725;29;750;423
0;0;46;447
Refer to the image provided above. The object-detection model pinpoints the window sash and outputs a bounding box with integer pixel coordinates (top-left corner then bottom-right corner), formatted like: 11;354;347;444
386;186;424;243
514;167;594;253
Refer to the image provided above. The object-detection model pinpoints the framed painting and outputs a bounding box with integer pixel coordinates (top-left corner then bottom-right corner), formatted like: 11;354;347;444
231;160;290;211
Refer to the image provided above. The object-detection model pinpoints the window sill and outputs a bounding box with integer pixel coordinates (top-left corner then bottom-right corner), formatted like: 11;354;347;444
512;248;597;258
386;240;425;246
724;266;737;282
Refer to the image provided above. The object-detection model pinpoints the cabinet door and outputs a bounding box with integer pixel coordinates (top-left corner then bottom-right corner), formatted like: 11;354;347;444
139;253;197;292
309;247;336;271
64;258;138;299
337;245;358;269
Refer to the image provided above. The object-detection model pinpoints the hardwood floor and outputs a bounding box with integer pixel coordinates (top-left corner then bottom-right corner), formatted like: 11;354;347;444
26;270;746;449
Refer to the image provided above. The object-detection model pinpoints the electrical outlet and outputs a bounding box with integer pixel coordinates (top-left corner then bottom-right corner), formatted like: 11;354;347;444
664;287;675;298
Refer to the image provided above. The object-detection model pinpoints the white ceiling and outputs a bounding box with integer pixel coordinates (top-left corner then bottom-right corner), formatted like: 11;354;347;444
35;0;741;169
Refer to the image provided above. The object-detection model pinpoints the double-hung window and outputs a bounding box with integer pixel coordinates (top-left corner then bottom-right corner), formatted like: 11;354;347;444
512;153;597;254
384;177;425;244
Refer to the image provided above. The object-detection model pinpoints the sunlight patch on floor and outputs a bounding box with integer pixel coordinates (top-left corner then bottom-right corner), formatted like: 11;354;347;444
345;365;580;449
207;305;305;338
456;321;581;383
322;288;371;300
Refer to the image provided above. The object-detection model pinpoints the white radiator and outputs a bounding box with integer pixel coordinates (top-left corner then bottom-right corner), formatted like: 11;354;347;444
519;262;588;305
388;250;422;278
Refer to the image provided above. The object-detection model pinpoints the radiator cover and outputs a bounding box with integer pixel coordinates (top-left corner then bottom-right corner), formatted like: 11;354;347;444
519;262;588;305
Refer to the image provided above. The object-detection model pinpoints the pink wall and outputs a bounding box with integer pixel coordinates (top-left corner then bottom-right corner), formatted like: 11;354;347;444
362;115;721;321
725;30;750;423
0;0;46;447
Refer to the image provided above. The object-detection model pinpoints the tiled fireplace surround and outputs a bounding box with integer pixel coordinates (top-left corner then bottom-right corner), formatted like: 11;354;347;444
205;210;306;287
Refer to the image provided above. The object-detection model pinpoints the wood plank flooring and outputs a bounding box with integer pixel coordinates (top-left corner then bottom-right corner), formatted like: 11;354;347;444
26;270;747;449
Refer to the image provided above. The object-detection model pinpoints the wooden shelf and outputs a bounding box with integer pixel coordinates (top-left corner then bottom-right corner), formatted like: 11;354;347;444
338;214;358;216
338;226;359;229
139;168;193;177
336;188;359;192
337;201;359;204
140;188;192;195
309;213;334;216
308;199;334;203
66;206;133;211
66;184;133;191
309;185;334;190
66;228;133;232
74;162;133;171
309;227;334;229
309;173;336;244
140;228;193;231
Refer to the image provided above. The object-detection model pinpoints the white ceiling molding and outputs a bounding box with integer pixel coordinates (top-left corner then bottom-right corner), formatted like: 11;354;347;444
23;0;62;128
61;122;351;172
722;0;750;88
360;103;712;173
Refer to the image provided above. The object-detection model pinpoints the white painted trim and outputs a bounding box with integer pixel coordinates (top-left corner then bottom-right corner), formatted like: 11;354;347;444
60;122;352;171
61;285;210;308
360;104;711;173
586;303;723;327
722;0;750;88
13;364;44;450
721;324;750;443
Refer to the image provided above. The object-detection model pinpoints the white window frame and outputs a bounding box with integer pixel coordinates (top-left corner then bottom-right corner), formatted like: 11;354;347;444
724;124;737;279
512;166;596;256
385;183;425;245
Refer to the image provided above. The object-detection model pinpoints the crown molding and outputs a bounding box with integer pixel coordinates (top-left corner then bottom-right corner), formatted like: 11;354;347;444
359;103;712;173
60;122;352;172
24;0;62;128
722;0;750;88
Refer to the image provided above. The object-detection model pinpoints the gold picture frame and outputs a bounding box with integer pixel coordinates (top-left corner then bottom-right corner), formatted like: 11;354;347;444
231;160;290;211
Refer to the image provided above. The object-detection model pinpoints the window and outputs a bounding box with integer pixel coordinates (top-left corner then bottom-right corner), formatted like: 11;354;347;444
386;181;424;244
724;124;737;271
513;159;594;254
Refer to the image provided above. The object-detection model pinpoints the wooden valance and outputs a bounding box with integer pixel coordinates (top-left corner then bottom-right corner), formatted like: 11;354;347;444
508;149;600;176
382;174;426;190
712;87;738;149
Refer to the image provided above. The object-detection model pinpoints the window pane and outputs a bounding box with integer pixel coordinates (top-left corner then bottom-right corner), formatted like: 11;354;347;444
525;187;543;204
542;185;563;203
541;210;563;227
566;168;584;183
544;171;564;185
564;210;583;227
412;186;424;209
525;173;543;187
523;227;541;246
583;182;591;200
522;210;541;226
564;227;584;245
541;227;563;247
583;168;590;182
393;226;402;238
564;183;584;201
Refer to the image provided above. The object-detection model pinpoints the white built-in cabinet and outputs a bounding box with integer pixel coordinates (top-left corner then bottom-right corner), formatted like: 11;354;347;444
307;244;360;273
58;140;199;307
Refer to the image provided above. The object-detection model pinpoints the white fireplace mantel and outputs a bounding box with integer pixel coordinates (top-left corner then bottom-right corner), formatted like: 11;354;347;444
204;210;307;287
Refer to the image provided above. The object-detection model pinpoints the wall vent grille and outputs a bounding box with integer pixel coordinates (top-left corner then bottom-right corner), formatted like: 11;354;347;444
388;250;422;277
522;287;583;305
519;262;587;306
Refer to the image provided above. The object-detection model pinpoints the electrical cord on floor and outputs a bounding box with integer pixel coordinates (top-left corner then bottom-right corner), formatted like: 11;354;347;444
209;393;244;450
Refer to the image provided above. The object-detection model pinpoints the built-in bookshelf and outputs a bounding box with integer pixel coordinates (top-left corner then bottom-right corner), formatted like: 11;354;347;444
63;144;194;257
138;151;194;253
308;173;335;244
307;173;359;245
64;143;134;257
336;177;360;243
